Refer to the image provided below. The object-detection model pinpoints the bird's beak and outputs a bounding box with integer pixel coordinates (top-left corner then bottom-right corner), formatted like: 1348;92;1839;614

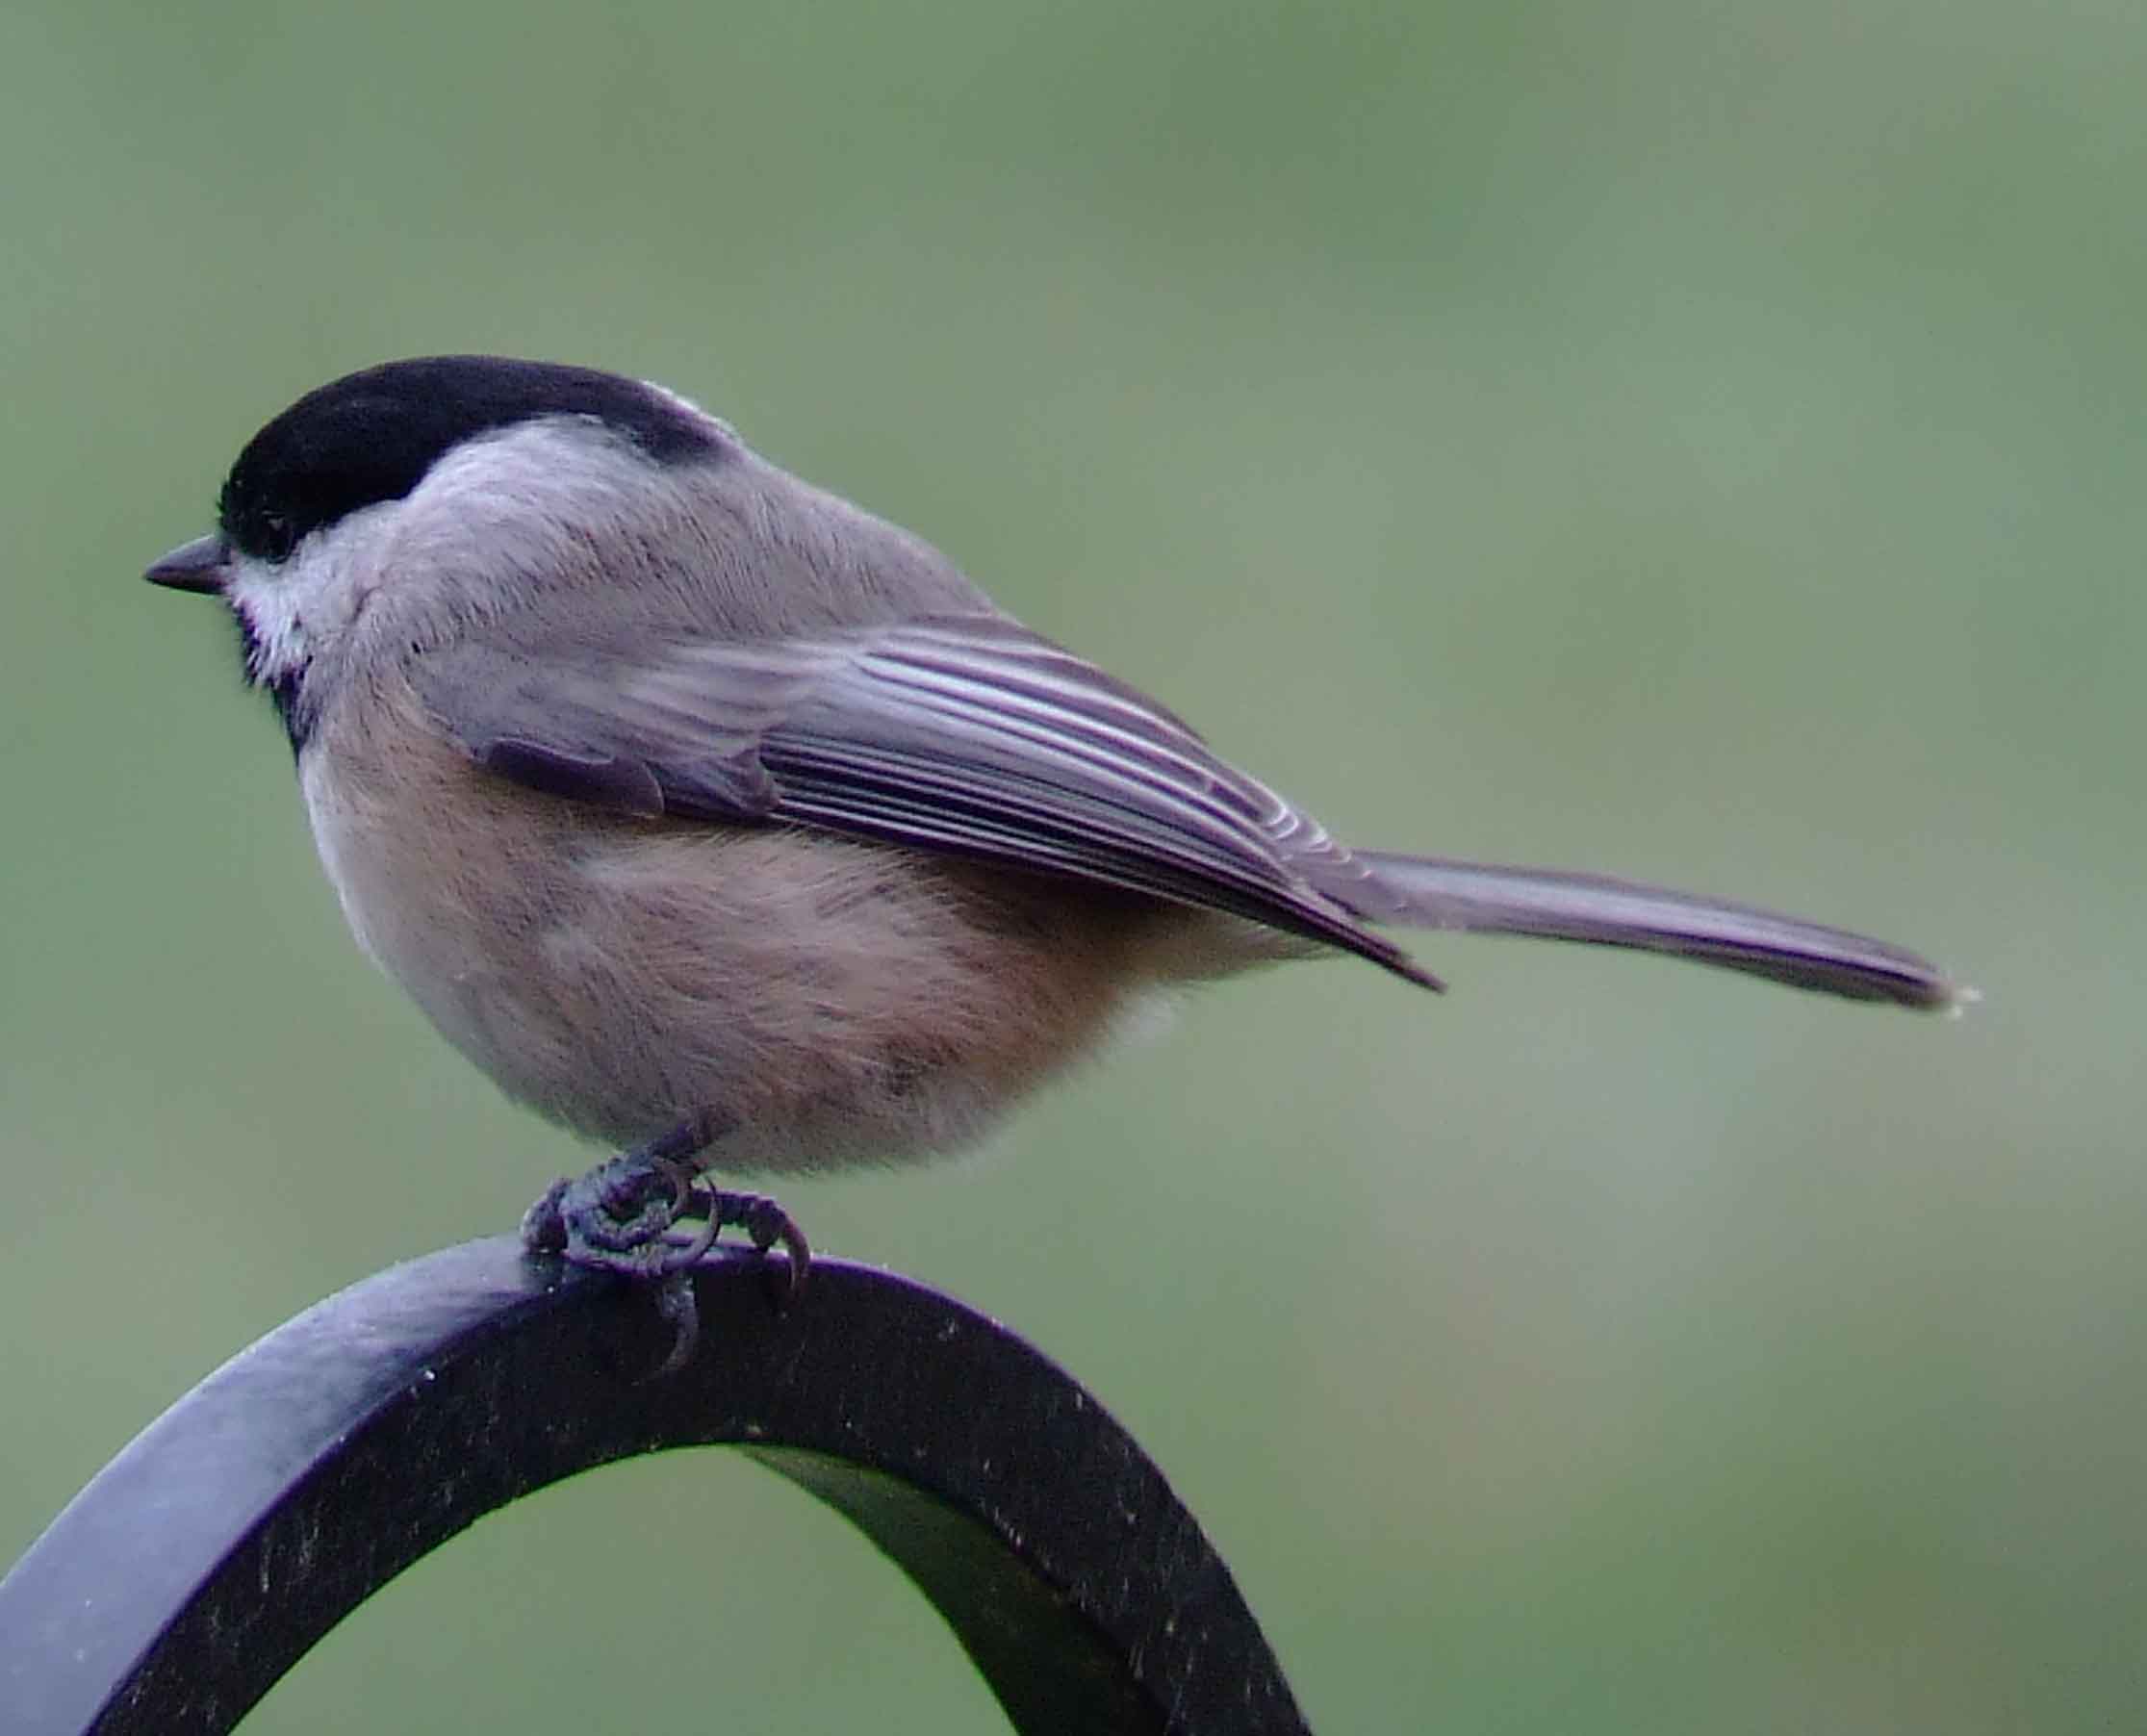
144;533;231;595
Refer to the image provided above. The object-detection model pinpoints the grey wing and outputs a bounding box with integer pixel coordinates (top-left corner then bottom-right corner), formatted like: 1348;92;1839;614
410;615;1444;988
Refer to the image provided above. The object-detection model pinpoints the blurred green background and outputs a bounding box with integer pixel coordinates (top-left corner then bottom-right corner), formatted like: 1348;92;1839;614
2;0;2140;1729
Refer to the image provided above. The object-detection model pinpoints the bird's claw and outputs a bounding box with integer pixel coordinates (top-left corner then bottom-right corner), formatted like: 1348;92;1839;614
521;1152;811;1300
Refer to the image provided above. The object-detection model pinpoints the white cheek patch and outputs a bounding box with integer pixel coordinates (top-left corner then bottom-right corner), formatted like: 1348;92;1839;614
226;564;309;682
223;510;390;687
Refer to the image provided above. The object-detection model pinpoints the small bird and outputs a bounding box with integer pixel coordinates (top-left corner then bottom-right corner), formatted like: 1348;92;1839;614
144;356;1958;1288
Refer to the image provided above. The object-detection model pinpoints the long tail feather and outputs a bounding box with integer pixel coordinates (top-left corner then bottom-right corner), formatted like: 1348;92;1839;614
1328;851;1960;1010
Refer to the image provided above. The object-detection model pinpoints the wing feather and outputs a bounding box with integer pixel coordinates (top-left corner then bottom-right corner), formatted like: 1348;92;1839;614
411;616;1441;987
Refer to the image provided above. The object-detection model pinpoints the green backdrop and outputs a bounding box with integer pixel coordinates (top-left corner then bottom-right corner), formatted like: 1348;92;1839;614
2;1;2140;1729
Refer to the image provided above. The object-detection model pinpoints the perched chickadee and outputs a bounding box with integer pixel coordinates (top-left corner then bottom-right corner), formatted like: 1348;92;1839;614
145;356;1958;1285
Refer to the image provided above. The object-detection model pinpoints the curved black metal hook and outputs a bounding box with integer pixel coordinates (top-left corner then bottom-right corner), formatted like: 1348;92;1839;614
0;1240;1310;1734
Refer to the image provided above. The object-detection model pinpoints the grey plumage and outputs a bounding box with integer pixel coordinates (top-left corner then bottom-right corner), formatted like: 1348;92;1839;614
145;356;1959;1268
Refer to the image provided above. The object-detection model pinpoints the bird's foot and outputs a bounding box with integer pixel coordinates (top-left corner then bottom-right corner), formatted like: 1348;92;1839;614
521;1149;810;1297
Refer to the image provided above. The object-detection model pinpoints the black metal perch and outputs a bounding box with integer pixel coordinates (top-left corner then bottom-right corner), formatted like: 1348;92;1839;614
0;1239;1312;1734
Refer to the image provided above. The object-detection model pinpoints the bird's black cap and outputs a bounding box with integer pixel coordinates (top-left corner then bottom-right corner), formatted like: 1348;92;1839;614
216;356;726;562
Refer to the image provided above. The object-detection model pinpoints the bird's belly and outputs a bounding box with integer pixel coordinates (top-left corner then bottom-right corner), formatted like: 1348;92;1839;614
301;751;1163;1172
